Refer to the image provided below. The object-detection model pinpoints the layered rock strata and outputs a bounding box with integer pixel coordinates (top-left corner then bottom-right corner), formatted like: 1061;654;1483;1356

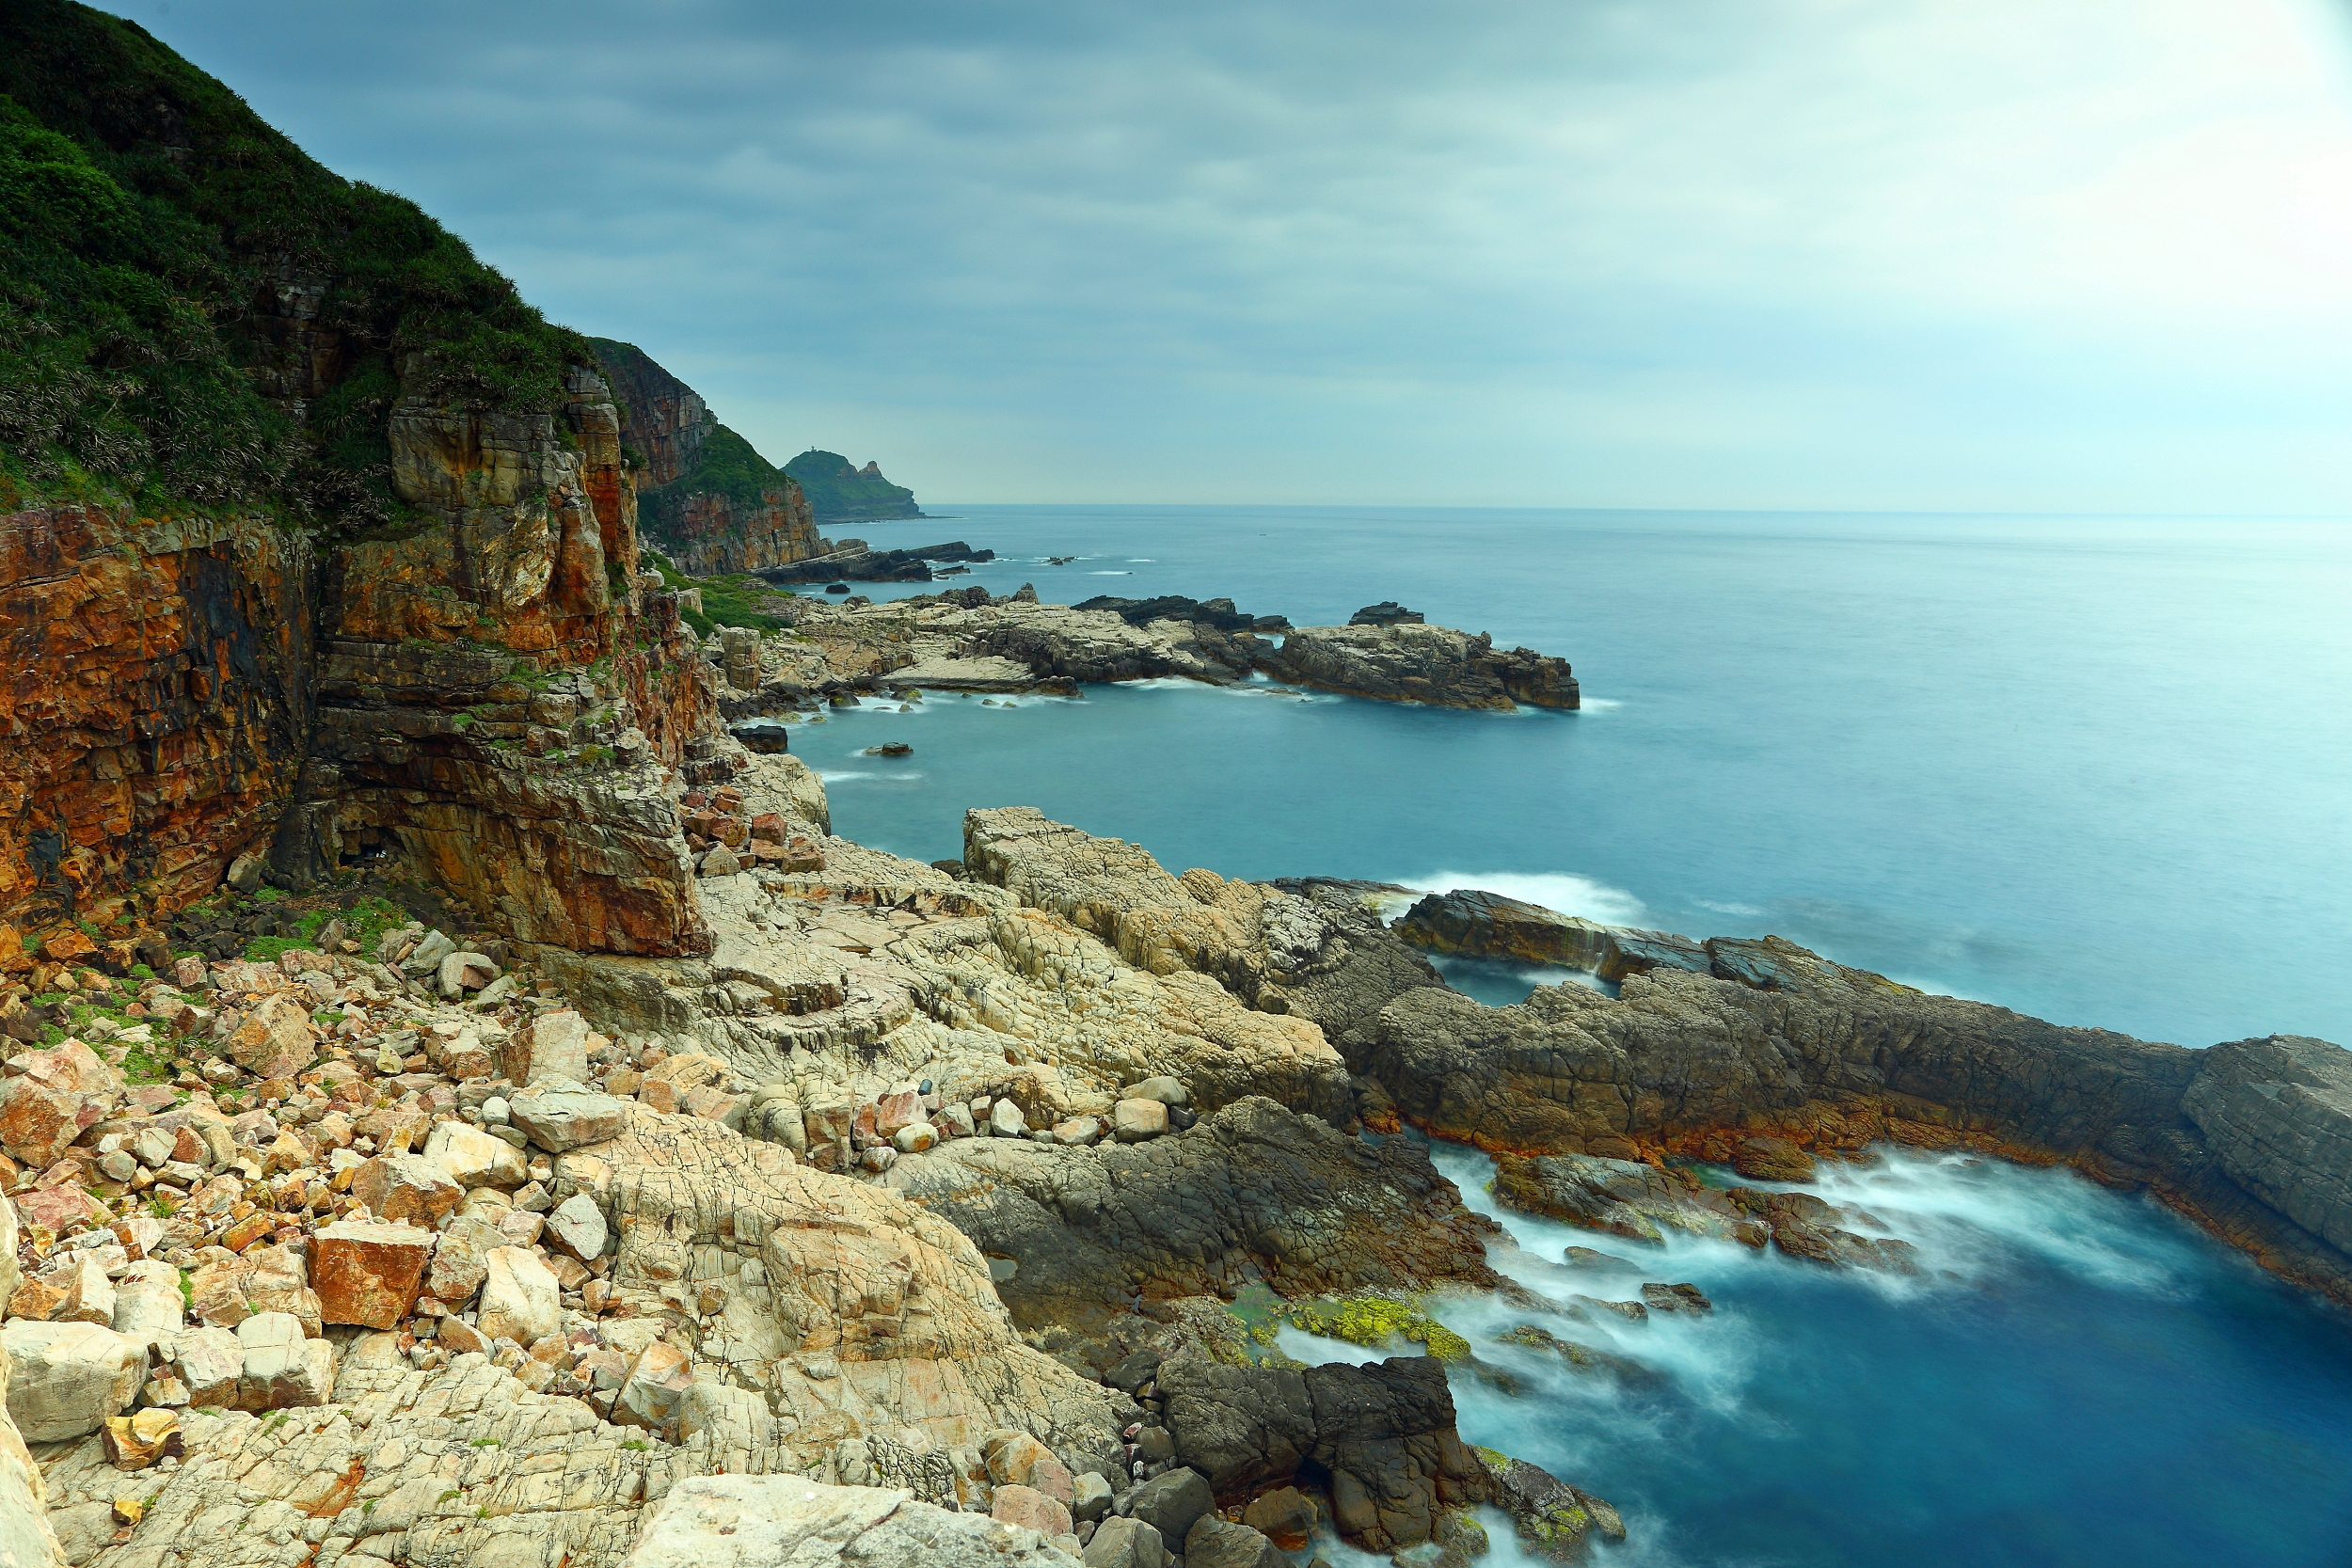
0;504;313;958
5;365;720;963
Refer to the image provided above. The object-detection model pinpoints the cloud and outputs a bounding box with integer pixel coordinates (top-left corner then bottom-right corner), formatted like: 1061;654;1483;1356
122;0;2352;509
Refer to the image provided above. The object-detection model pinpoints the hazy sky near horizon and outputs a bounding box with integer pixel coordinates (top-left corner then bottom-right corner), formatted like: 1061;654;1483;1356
116;0;2352;510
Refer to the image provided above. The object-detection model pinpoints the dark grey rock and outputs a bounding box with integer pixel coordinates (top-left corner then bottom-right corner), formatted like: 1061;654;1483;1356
1183;1517;1283;1568
1124;1469;1213;1544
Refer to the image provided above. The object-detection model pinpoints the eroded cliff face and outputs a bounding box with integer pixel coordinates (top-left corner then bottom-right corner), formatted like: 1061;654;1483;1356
4;361;722;963
0;502;313;962
594;337;823;576
309;366;718;956
651;485;820;578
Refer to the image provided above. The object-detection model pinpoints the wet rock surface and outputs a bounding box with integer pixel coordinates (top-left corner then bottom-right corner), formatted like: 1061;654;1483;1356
1365;893;2352;1302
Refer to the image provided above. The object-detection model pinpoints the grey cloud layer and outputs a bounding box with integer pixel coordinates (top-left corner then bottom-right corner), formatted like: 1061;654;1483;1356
120;0;2352;507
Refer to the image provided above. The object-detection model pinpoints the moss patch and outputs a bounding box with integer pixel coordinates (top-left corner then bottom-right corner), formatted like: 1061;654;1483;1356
1283;1293;1471;1362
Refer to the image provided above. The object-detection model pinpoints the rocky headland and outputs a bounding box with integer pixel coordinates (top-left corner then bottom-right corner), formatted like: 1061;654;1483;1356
783;452;925;527
2;9;2347;1568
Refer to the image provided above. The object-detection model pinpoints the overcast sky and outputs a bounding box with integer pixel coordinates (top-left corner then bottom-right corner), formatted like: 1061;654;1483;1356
115;0;2352;510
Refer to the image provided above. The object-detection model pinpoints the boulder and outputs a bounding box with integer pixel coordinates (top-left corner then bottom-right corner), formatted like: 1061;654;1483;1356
423;1120;528;1189
1110;1099;1168;1143
476;1246;561;1345
990;1099;1028;1138
1072;1472;1114;1524
1731;1136;1818;1183
993;1484;1073;1538
233;1310;334;1410
54;1252;116;1326
400;930;456;975
544;1192;610;1261
612;1341;696;1433
11;1182;107;1235
1126;1077;1189;1107
223;993;319;1081
187;1244;321;1335
1158;1355;1485;1550
501;1008;591;1086
1081;1514;1165;1568
874;1090;926;1139
164;1326;243;1407
1051;1117;1103;1148
102;1405;183;1471
1240;1487;1314;1550
507;1080;629;1152
311;1219;433;1329
108;1262;185;1344
1;1321;147;1440
349;1151;465;1227
1123;1468;1213;1544
622;1475;1082;1568
0;1037;120;1168
422;1212;502;1306
1184;1517;1283;1568
437;950;500;997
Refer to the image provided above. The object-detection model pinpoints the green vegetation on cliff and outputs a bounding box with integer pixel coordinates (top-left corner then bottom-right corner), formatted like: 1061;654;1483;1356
0;0;590;528
785;448;923;524
637;422;793;540
585;334;807;561
643;548;795;639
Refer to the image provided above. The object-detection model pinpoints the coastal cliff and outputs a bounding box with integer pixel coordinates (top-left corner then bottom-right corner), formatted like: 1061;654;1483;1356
0;2;718;958
588;339;822;578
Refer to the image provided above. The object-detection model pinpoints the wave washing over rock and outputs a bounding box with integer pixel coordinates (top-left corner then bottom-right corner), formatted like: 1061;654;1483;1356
2;10;2348;1568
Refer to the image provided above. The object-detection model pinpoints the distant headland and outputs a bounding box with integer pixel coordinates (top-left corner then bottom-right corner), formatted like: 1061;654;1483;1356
785;450;926;524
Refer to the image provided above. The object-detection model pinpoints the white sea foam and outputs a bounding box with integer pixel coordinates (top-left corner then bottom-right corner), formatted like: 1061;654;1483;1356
1118;675;1321;700
1088;570;1133;575
1401;870;1646;927
1695;899;1764;918
816;769;925;783
1427;953;1611;1002
1577;697;1625;712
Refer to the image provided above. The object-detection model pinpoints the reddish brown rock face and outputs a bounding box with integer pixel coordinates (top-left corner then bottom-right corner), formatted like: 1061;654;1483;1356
653;486;820;578
311;1219;432;1329
0;503;312;937
1;364;720;960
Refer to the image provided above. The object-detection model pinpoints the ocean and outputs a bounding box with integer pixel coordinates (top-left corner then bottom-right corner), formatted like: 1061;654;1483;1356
792;504;2352;1565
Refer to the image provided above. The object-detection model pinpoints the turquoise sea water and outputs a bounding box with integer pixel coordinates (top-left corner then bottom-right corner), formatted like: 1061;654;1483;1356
795;505;2352;1564
811;505;2352;1046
